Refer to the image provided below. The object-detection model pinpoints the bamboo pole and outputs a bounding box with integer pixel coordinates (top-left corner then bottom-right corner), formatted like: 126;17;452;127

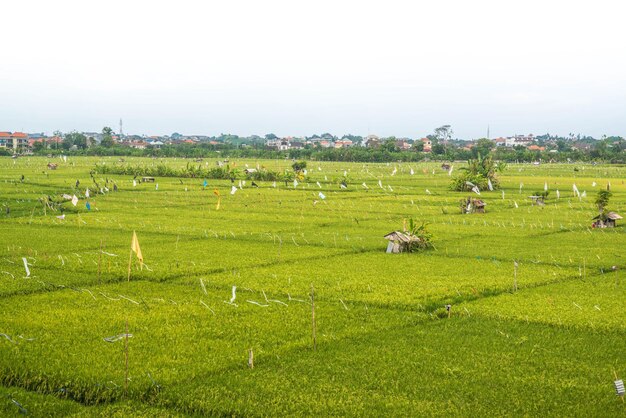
311;284;316;351
97;240;103;285
127;245;133;282
124;318;129;397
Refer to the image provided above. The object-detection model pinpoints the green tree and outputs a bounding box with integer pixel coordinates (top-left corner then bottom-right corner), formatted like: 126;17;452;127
32;141;46;152
101;127;114;148
412;142;424;152
432;143;446;155
433;125;453;144
472;138;495;158
595;189;612;216
63;131;87;150
381;138;399;153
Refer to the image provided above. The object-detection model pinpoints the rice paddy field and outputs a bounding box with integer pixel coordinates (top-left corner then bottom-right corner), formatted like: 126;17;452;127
1;156;625;416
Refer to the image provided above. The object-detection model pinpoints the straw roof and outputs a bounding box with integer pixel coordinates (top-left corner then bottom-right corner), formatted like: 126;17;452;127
592;211;623;221
384;231;420;243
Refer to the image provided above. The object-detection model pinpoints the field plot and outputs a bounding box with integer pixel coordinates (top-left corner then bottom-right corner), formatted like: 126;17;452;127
1;156;625;416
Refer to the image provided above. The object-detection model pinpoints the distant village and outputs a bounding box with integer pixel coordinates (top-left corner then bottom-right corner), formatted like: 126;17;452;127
1;128;624;161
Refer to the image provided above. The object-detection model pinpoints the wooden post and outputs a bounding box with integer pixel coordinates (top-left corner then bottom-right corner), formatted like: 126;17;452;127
248;348;254;369
513;261;518;292
124;318;129;397
97;240;103;285
311;284;316;351
127;245;133;282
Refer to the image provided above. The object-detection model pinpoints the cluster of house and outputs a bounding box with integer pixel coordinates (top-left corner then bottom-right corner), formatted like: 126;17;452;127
0;131;210;152
265;135;433;152
265;137;356;150
1;130;609;155
0;132;30;151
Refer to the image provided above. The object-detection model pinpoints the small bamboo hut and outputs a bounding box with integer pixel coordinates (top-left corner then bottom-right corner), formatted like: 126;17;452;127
384;231;420;253
592;211;623;228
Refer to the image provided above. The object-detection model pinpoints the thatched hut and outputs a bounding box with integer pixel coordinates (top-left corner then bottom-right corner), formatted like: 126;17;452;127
528;195;545;206
473;199;486;213
460;197;486;214
384;231;420;253
592;211;623;228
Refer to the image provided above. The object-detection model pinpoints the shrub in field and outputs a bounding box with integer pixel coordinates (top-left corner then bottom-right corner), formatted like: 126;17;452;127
406;218;433;253
94;163;275;180
291;161;307;173
246;169;279;181
451;154;505;191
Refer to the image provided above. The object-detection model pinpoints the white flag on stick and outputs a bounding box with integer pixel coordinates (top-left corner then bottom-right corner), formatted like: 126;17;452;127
230;186;238;195
71;195;79;206
22;257;30;277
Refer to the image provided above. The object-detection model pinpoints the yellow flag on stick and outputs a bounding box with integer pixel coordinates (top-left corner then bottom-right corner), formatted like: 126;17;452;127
213;189;221;210
131;231;143;269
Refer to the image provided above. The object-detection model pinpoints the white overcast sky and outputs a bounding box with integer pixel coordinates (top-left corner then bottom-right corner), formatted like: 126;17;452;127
1;0;625;139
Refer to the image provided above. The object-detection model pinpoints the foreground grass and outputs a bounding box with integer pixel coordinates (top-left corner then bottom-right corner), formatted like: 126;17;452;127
1;156;625;416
